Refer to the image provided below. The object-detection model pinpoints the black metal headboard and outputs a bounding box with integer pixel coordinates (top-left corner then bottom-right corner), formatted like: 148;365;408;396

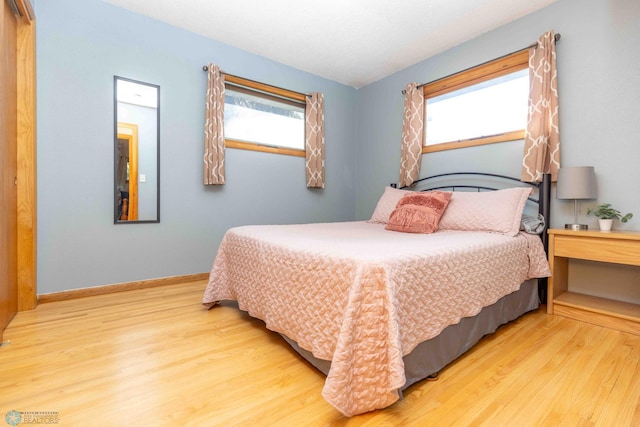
392;172;552;251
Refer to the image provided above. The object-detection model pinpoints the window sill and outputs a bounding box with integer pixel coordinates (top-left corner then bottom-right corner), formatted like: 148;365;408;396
422;130;525;154
226;139;305;157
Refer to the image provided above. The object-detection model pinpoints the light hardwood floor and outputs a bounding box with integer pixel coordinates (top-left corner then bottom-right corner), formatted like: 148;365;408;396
1;280;639;426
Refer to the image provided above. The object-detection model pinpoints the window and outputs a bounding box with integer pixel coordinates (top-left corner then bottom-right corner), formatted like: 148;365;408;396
422;50;529;153
223;75;306;157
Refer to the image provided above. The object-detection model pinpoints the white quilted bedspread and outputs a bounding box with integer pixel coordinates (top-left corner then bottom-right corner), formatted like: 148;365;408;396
202;221;550;416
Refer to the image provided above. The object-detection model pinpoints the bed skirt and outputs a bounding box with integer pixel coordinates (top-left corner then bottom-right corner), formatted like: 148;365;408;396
280;279;539;391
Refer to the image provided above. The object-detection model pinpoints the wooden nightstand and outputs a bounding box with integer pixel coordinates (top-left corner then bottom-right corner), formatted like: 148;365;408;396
547;228;640;335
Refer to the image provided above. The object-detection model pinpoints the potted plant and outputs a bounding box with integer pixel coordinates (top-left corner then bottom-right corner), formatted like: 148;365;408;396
587;203;633;231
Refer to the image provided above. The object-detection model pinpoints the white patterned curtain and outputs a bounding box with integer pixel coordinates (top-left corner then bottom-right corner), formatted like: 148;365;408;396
522;31;560;183
305;92;325;188
204;64;226;185
399;83;425;187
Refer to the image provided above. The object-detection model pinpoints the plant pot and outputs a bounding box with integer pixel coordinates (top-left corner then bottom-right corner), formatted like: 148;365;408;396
598;218;613;231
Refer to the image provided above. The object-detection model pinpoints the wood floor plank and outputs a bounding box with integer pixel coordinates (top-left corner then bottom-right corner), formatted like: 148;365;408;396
1;280;639;426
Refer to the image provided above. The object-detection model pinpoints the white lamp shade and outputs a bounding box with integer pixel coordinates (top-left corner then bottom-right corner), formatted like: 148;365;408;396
556;166;597;200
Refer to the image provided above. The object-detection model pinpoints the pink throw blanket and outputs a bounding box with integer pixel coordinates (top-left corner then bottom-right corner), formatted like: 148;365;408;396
203;221;550;416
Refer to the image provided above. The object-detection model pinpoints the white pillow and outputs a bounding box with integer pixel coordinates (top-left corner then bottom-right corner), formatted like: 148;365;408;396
368;187;412;224
438;187;532;236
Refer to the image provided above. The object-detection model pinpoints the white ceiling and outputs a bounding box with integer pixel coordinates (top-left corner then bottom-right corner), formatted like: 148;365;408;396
101;0;558;88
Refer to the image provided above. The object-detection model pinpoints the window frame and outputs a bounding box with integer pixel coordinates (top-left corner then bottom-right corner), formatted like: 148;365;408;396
422;49;529;154
224;74;307;158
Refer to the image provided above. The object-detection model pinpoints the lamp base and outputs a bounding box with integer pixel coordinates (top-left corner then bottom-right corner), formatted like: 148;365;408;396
565;223;588;231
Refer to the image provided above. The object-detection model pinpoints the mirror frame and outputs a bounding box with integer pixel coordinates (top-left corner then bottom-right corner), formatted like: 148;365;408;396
114;76;160;224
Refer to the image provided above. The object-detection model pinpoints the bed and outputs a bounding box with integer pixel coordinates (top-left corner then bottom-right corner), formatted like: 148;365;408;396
202;173;552;416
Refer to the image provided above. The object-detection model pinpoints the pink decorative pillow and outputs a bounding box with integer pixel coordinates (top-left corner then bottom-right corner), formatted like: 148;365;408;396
385;191;453;234
438;187;532;236
368;187;412;224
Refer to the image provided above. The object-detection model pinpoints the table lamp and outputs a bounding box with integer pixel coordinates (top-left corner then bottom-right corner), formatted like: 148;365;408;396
556;166;597;230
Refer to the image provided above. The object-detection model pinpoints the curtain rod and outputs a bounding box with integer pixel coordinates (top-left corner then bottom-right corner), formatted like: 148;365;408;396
202;65;312;98
402;32;561;94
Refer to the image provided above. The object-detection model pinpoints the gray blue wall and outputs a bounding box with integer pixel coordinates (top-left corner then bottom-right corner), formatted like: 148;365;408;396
355;0;640;233
353;0;640;303
34;0;357;294
35;0;640;295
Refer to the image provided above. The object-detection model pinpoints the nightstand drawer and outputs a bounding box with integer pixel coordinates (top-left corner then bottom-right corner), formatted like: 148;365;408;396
554;235;640;266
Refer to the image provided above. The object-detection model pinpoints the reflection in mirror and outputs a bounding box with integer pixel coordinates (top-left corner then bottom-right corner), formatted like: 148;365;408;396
114;76;160;223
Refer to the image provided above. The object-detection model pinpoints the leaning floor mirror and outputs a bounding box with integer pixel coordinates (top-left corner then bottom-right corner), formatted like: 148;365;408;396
114;76;160;223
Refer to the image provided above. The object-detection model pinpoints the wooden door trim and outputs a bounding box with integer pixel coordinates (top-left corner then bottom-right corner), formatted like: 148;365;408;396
16;2;37;311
